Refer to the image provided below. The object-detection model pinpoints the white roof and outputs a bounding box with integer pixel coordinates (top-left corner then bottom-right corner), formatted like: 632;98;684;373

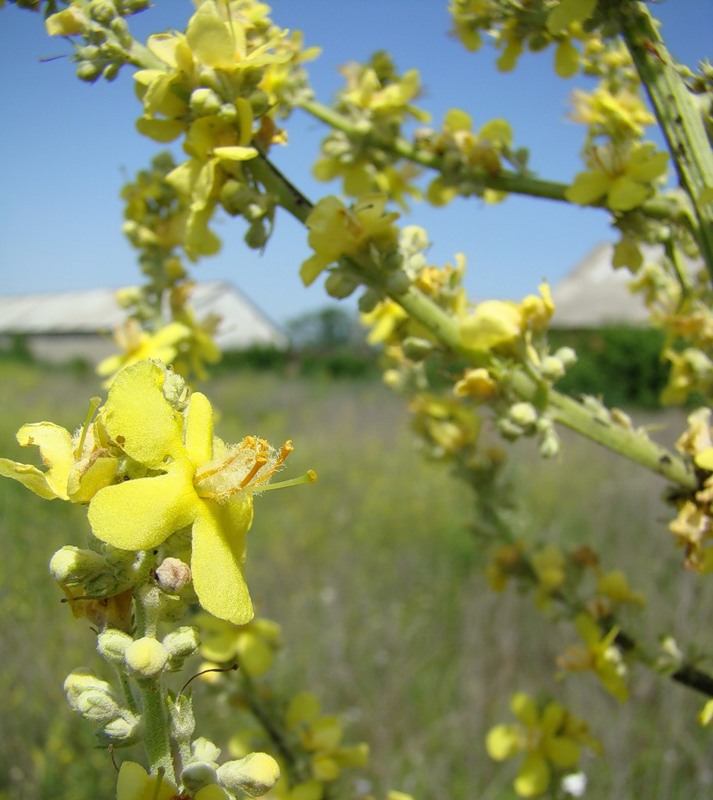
0;282;288;350
551;242;658;328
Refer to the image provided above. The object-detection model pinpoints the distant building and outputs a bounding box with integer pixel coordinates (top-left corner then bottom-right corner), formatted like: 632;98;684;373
550;242;651;328
0;282;288;363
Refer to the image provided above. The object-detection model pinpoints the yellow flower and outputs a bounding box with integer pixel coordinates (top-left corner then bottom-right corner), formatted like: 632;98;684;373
300;194;399;286
531;543;566;606
197;613;282;677
0;411;117;503
116;761;178;800
557;614;629;701
460;300;522;351
566;142;668;211
486;692;598;798
87;361;301;625
97;319;192;385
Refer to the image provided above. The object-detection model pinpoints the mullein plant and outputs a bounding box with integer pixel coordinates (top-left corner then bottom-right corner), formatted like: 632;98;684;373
3;0;713;796
0;360;315;799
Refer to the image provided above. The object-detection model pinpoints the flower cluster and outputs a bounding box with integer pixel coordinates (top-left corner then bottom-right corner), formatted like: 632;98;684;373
311;51;427;207
0;360;313;624
486;691;601;798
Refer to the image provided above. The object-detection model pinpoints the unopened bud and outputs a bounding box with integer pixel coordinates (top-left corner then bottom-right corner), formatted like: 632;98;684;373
50;545;106;584
244;220;269;250
125;637;169;678
190;87;222;116
540;355;566;382
97;628;133;664
182;762;219;793
101;714;140;741
155;558;191;592
75;688;121;722
508;402;538;430
163;626;199;668
64;670;113;706
554;346;577;369
102;62;121;82
325;271;359;299
217;753;281;797
89;0;117;24
402;337;433;361
76;60;102;82
385;270;411;295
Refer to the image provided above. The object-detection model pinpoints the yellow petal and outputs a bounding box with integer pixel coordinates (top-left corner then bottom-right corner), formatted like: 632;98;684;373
191;498;254;624
514;753;550;797
67;454;118;503
607;177;649;211
186;4;235;68
485;724;520;760
511;692;538;725
116;761;178;800
16;422;74;498
565;170;610;205
213;145;258;161
89;472;198;550
545;735;580;767
103;361;184;468
0;458;58;500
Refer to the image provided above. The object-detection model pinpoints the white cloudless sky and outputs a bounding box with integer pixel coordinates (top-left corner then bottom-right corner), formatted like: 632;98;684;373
0;0;711;325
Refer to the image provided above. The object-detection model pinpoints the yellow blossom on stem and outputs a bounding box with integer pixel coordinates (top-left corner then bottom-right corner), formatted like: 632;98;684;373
0;402;116;503
531;543;566;606
97;319;192;385
300;194;399;286
557;614;629;702
566;142;668;211
196;613;282;677
87;360;312;625
486;692;598;798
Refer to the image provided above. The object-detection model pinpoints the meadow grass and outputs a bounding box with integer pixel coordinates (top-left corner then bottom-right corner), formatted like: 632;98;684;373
0;361;712;799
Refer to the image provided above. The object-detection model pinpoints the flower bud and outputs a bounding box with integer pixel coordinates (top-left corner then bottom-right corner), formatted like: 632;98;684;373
554;346;577;369
192;737;221;764
102;62;121;82
244;220;269;250
163;626;199;669
50;546;107;585
64;670;113;707
385;270;411;295
124;637;169;678
110;17;132;47
218;103;238;123
88;0;117;24
508;402;538;430
217;753;281;797
358;288;381;314
101;713;140;742
155;557;191;593
75;688;121;722
325;271;359;300
121;0;151;12
76;60;102;82
181;762;219;793
540;355;566;382
402;337;433;361
97;628;133;664
190;88;222;117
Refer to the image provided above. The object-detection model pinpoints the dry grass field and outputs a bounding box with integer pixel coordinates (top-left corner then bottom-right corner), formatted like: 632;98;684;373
0;361;712;799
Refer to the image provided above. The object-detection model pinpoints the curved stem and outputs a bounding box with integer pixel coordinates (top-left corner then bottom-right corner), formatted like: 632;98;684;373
250;151;698;490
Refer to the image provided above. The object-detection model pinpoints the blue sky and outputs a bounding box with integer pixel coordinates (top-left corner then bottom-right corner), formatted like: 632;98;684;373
0;1;711;325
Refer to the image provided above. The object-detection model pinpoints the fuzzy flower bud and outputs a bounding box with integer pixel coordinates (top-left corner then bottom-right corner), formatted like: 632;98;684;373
163;626;200;669
190;88;222;117
155;557;191;593
540;355;566;382
181;762;219;793
50;545;107;585
64;671;119;722
508;402;538;430
217;753;281;797
555;346;577;369
97;628;133;664
124;637;169;678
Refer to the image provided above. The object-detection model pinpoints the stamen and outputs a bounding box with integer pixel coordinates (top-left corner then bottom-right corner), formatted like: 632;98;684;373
248;440;295;488
239;455;269;488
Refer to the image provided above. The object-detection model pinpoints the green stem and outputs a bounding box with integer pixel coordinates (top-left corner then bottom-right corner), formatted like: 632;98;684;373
138;675;176;781
252;151;698;490
298;98;680;220
613;0;713;279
